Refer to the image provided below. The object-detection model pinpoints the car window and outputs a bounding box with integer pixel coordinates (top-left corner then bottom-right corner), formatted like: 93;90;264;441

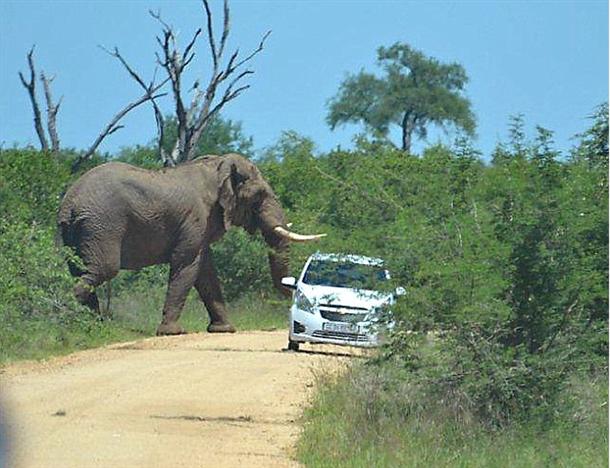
303;259;388;290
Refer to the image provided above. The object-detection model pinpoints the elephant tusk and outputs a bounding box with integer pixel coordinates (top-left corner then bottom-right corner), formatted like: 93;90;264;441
273;226;327;242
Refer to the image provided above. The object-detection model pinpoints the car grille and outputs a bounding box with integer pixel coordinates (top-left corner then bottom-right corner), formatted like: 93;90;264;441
312;330;370;342
319;303;368;311
320;310;368;323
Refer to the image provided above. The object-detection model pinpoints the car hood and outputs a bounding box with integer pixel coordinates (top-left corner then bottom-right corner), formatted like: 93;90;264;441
299;284;393;310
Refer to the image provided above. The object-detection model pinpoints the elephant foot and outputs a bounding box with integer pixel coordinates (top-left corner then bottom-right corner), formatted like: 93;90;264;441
207;322;236;333
156;322;186;336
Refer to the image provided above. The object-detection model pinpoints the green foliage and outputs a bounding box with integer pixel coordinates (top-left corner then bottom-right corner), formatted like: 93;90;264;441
573;102;609;169
162;113;254;159
211;229;276;300
327;42;476;152
381;112;608;426
0;149;71;224
115;145;161;169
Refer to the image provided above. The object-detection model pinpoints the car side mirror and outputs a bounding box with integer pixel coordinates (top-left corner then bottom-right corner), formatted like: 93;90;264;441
281;276;297;289
395;286;406;297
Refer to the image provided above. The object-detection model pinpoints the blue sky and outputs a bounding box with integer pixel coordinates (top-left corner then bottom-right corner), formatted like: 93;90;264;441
1;0;607;159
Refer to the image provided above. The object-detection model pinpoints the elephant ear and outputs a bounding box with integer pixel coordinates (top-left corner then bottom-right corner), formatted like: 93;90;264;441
218;161;247;231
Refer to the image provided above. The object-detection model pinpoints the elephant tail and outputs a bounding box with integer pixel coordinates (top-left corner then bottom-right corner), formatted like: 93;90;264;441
57;204;75;247
57;207;85;277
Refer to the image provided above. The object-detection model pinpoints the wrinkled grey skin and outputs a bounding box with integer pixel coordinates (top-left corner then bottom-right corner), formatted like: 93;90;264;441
58;154;291;335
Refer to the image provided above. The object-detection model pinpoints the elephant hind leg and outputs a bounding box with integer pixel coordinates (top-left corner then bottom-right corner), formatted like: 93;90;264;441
74;279;100;313
71;242;121;317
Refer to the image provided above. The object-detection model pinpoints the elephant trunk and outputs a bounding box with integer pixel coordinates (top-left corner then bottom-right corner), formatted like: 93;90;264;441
258;195;325;297
257;195;291;297
262;229;292;298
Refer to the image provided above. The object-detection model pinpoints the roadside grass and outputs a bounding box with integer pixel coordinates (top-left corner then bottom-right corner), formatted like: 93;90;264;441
297;363;608;468
0;318;143;365
0;290;290;365
110;288;290;334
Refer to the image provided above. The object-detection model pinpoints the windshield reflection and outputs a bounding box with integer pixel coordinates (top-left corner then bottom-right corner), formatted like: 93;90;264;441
303;260;388;290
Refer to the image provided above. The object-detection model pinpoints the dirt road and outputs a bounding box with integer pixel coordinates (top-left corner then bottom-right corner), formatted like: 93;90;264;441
1;331;360;468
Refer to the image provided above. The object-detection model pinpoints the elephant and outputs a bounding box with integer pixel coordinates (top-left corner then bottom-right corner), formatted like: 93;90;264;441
58;153;324;335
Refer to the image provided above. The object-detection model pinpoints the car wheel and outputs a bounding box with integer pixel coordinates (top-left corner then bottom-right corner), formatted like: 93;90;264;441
288;339;300;352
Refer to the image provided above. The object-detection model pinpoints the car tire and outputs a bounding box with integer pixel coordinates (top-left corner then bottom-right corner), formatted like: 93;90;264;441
288;339;300;352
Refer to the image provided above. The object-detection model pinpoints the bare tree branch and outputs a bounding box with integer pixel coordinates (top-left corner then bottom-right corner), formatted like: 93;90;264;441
203;0;219;69
100;45;175;166
151;18;189;161
40;71;61;152
149;1;269;163
185;70;252;160
207;83;249;117
149;9;172;34
181;2;270;161
218;0;230;60
72;87;167;172
19;46;49;151
183;28;202;68
229;30;270;73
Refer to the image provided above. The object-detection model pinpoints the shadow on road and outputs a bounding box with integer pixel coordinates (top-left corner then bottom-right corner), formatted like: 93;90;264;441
281;348;368;358
150;414;292;427
111;344;367;358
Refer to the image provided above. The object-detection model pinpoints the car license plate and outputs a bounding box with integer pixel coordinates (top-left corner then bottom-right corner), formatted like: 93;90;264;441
323;321;358;333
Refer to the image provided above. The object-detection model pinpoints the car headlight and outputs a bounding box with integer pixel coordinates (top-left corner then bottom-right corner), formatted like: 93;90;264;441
295;290;315;314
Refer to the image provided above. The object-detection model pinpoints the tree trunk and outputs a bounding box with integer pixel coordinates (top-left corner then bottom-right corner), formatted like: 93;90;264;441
401;111;413;153
19;48;49;151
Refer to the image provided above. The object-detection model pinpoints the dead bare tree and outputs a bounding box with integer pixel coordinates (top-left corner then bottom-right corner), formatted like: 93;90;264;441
110;0;270;165
19;46;61;152
40;71;62;151
19;45;167;170
21;0;267;169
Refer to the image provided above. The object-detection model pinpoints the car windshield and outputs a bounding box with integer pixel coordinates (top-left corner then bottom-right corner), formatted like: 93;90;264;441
302;259;388;290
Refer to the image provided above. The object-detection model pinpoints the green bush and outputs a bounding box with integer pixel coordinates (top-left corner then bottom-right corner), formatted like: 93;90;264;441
298;362;608;467
0;149;72;225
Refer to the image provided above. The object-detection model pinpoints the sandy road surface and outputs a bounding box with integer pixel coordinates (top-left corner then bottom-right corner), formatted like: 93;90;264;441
1;331;362;468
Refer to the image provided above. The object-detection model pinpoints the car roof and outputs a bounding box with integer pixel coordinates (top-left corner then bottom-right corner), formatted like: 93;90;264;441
309;252;385;267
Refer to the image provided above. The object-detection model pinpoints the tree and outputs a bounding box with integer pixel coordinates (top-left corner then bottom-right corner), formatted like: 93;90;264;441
19;47;167;167
572;102;608;169
327;43;476;153
101;0;269;167
19;0;268;169
18;47;62;153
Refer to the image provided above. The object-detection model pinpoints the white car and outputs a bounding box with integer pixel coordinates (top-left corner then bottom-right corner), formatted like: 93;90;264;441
281;252;403;351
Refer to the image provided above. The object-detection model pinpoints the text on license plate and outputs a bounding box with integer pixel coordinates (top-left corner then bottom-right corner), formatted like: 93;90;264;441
323;322;358;333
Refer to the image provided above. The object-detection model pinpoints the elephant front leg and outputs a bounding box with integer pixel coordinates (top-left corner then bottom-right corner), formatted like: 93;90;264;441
195;249;236;333
156;255;201;336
